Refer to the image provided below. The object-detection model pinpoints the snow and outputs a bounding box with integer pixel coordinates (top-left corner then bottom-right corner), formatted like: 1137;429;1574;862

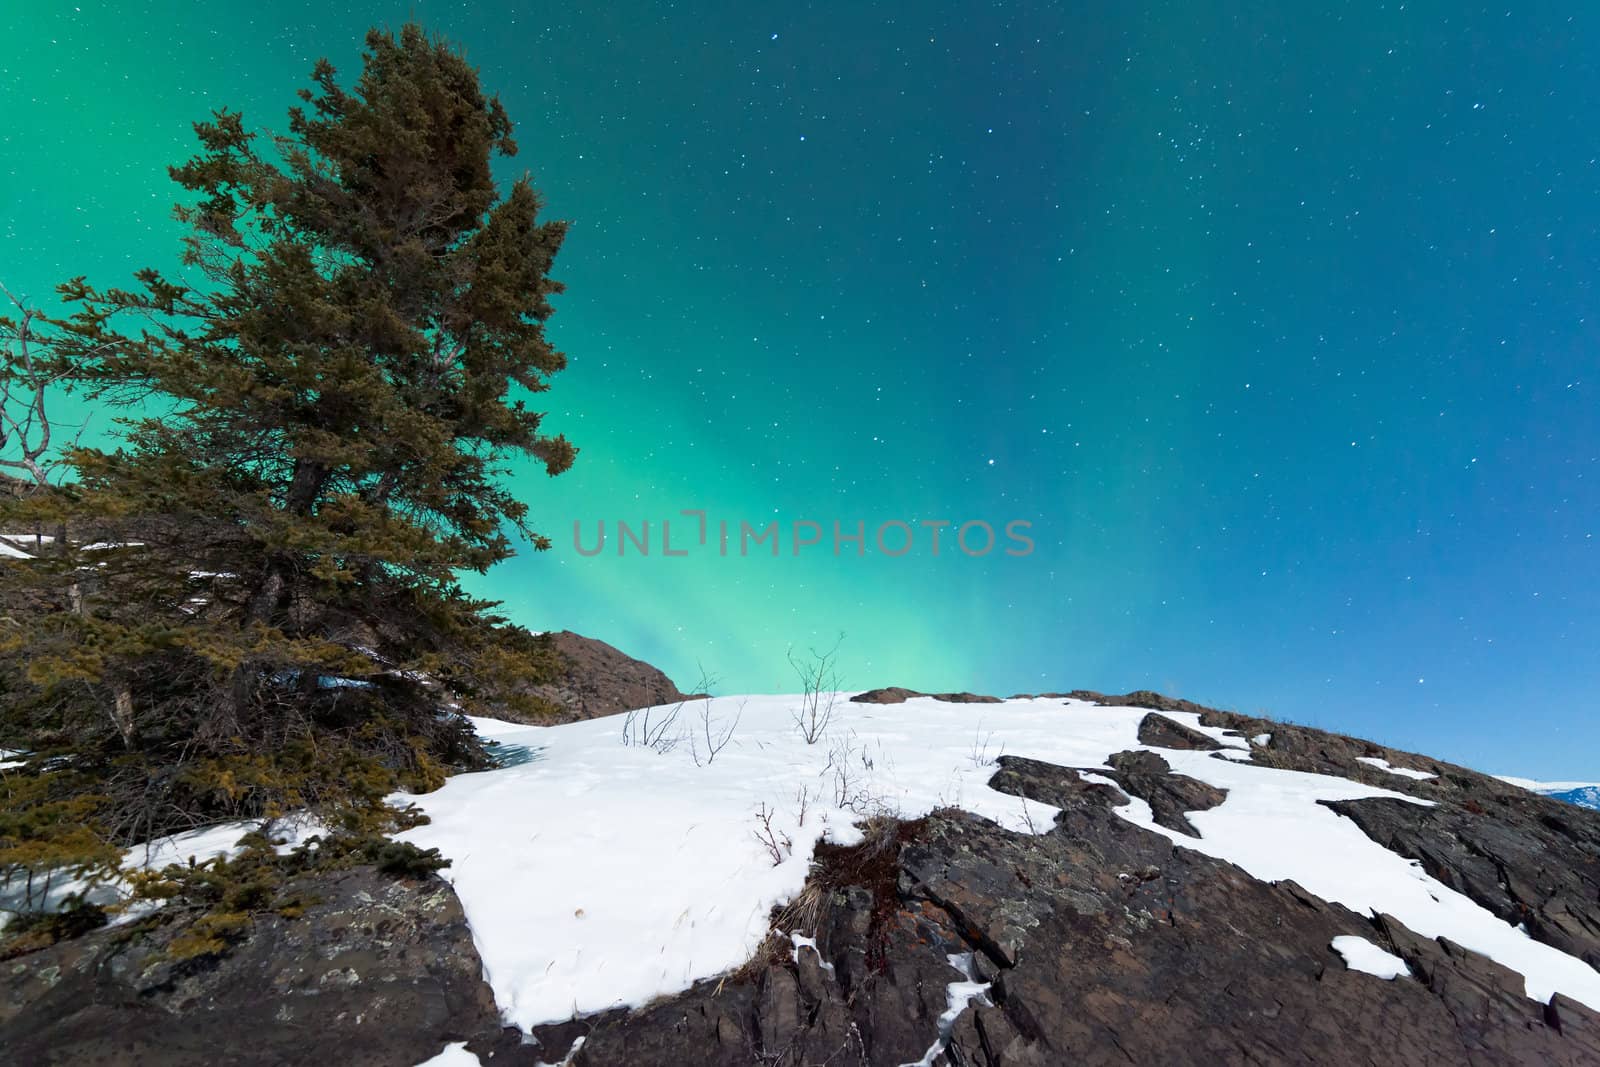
902;952;991;1067
1496;775;1600;793
396;695;1600;1031
0;535;141;557
413;1042;480;1066
119;815;322;876
0;537;139;559
534;1037;585;1067
123;820;261;871
1152;709;1251;750
1;816;322;922
1125;758;1600;1009
1355;756;1437;781
790;931;835;975
1331;935;1412;980
1;820;258;919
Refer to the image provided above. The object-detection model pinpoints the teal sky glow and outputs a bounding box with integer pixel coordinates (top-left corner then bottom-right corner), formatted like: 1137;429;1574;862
4;2;1598;776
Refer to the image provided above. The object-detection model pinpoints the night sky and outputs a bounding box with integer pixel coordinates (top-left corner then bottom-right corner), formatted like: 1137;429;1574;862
4;2;1598;777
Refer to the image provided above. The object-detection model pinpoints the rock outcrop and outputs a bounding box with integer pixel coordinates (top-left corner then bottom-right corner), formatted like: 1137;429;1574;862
509;757;1600;1065
1094;749;1228;837
9;688;1600;1066
1325;796;1600;973
850;687;1002;705
520;631;693;723
1085;690;1600;995
0;867;505;1066
1133;710;1223;751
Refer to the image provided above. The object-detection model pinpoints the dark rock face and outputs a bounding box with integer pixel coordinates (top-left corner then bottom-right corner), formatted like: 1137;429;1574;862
0;867;507;1066
520;630;692;723
1135;711;1223;751
1094;749;1228;837
509;759;1600;1066
1327;796;1600;973
851;687;1003;704
1105;690;1600;995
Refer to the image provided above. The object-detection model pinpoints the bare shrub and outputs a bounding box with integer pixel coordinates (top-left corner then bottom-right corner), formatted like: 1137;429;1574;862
620;700;683;752
1019;798;1041;835
821;731;888;816
621;664;739;762
789;633;844;744
968;724;1004;769
682;666;741;767
690;695;742;767
753;801;793;866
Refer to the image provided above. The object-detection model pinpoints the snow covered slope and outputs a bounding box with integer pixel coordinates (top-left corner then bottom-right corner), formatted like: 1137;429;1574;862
396;694;1600;1032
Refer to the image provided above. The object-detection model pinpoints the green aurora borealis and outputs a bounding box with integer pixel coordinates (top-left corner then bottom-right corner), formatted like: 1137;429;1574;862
4;2;1599;776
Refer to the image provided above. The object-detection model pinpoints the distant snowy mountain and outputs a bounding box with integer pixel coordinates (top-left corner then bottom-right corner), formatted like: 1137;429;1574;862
1548;786;1600;811
1496;775;1600;811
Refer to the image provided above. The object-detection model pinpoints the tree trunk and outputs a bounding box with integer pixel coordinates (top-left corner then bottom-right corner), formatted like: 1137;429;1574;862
110;683;135;748
245;566;286;626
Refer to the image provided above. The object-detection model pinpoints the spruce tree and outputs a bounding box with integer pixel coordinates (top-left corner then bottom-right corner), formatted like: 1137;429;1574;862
0;24;573;857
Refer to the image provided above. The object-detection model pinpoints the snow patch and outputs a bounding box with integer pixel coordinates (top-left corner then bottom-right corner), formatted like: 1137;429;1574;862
2;816;323;921
1331;935;1411;980
1153;709;1250;750
1355;756;1437;781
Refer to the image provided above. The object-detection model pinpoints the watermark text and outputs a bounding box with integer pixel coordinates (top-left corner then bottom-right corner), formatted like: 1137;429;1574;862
572;512;1034;559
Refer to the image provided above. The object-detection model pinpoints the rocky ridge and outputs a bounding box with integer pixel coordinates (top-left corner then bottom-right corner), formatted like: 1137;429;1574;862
5;673;1599;1065
518;630;694;723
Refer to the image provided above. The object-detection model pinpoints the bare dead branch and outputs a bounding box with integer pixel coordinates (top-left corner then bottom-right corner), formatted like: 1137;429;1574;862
0;281;77;488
